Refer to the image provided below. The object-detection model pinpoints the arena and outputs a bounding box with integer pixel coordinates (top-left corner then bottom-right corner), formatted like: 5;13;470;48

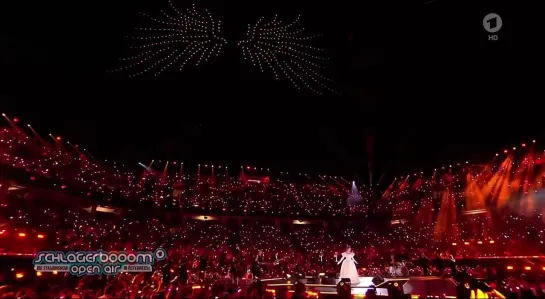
0;115;543;298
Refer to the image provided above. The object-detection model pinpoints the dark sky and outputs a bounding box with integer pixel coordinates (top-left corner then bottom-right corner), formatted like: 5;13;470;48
0;0;528;183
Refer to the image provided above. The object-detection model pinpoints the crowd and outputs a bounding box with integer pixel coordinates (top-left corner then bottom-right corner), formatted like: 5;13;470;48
0;126;371;217
1;194;545;298
3;123;545;297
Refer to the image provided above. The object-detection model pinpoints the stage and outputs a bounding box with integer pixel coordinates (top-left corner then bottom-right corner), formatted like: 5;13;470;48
262;276;405;297
261;275;505;298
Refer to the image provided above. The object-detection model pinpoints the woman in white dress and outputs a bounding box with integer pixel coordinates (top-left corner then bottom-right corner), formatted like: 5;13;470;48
337;246;360;285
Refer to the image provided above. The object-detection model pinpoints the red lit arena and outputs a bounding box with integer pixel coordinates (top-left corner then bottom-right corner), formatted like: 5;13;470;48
1;114;545;298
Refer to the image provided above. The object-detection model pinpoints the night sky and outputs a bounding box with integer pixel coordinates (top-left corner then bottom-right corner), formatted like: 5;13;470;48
0;0;527;183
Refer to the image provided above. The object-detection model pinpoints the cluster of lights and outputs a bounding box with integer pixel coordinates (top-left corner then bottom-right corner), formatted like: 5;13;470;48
238;15;337;95
381;139;545;256
4;114;545;276
1;115;375;217
110;2;227;77
2;190;545;283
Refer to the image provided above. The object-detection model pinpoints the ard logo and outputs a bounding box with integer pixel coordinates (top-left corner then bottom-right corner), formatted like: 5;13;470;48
483;13;502;41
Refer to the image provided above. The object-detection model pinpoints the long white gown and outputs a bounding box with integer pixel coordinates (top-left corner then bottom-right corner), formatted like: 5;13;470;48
339;252;359;285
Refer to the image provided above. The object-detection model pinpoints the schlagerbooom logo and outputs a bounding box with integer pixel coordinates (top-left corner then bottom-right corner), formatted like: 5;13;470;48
32;248;167;276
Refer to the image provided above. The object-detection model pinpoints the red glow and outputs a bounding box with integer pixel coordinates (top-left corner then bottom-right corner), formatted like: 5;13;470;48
18;233;26;237
30;176;35;181
56;136;61;141
13;117;19;122
37;234;45;239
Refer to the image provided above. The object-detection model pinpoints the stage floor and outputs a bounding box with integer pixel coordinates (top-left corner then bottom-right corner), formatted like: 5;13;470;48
263;276;398;296
262;276;470;298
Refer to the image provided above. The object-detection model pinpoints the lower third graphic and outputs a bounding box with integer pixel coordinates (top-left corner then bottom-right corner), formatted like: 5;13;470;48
32;248;167;276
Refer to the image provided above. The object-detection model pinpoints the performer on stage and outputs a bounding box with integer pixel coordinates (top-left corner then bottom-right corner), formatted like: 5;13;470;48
254;250;265;277
447;253;456;275
337;246;360;285
274;252;280;264
230;257;241;285
389;253;397;276
435;253;443;275
419;250;430;276
316;250;328;270
199;253;208;279
178;256;188;284
255;250;264;263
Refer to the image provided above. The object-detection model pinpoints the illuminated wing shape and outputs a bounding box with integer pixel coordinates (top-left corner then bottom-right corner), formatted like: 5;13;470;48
238;15;338;95
110;1;227;77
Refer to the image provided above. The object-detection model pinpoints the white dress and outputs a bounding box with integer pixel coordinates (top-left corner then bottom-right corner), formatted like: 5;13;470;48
339;252;359;285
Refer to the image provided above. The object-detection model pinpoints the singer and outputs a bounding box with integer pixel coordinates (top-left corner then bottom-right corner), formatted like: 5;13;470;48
337;246;360;285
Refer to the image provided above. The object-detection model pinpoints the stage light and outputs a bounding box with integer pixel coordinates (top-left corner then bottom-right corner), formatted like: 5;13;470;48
524;266;531;271
15;273;24;279
506;266;514;270
18;233;26;237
